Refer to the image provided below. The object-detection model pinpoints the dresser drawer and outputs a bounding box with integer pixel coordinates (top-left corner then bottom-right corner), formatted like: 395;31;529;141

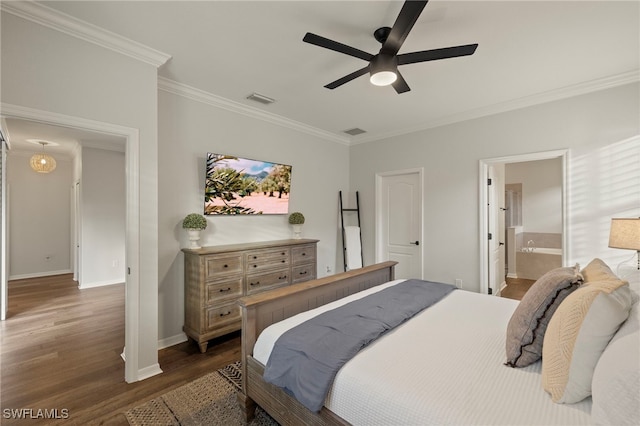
246;248;290;272
206;277;243;306
246;268;290;295
292;264;316;284
292;244;316;265
205;254;243;278
206;302;241;331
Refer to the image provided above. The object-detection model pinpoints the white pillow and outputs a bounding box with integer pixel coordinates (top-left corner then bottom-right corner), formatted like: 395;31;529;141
591;298;640;425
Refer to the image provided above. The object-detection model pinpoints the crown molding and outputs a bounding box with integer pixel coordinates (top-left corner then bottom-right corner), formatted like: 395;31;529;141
158;77;350;145
352;70;640;145
1;0;171;68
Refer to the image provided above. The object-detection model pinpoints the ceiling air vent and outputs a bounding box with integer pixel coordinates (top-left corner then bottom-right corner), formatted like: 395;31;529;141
246;92;275;105
343;128;367;136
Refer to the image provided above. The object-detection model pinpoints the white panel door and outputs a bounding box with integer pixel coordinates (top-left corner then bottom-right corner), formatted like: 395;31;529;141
488;165;506;296
378;171;422;280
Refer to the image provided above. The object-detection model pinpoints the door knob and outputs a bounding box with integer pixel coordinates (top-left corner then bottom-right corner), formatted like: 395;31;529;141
410;241;419;246
499;242;505;246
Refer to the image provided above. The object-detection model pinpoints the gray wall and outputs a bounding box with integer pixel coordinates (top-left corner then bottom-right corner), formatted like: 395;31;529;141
157;90;350;345
2;11;160;373
350;83;640;292
80;147;126;288
7;152;72;278
506;158;562;235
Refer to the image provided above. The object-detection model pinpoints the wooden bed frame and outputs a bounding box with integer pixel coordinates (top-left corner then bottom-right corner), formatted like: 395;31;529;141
237;261;397;425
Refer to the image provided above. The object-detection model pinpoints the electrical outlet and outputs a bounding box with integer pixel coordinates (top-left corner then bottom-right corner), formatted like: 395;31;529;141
455;279;463;289
326;265;332;273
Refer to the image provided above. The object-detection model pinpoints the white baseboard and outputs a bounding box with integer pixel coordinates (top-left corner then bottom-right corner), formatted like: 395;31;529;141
137;363;163;381
9;269;73;281
79;278;124;289
506;273;519;279
158;333;187;350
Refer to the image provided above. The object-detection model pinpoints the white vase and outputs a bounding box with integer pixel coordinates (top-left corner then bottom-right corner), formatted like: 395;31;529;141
187;229;202;249
292;224;303;239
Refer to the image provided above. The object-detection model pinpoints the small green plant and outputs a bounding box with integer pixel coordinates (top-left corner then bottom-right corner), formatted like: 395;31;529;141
182;213;208;230
288;212;305;225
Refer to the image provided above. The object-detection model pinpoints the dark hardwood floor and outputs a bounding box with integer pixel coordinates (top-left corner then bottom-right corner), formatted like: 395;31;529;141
0;274;241;425
501;277;536;300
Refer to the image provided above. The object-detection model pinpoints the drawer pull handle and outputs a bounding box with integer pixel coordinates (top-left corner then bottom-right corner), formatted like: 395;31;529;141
223;264;228;268
220;311;231;317
281;260;285;263
302;252;306;256
250;281;260;286
219;287;231;292
253;265;258;268
253;256;257;259
281;252;285;255
299;271;308;275
278;275;287;280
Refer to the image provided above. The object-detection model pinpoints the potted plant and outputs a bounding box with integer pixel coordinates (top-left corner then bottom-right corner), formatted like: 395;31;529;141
288;212;305;239
182;213;208;249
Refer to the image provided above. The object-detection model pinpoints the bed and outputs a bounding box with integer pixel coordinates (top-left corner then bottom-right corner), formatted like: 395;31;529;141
237;260;640;425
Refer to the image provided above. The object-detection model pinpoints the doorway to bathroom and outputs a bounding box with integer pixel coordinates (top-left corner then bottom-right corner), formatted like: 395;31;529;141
479;150;568;297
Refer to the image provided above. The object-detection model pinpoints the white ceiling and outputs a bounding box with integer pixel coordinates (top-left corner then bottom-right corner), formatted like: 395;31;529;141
4;0;639;151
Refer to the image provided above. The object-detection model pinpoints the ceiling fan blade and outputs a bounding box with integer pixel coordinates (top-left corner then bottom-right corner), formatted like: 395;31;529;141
397;44;478;65
324;66;370;89
303;33;374;62
382;0;428;56
392;71;411;94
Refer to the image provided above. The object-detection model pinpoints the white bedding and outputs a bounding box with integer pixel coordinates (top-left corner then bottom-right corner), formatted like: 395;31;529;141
253;280;593;425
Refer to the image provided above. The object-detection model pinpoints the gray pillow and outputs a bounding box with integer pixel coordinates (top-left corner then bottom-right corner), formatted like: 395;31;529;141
505;264;582;368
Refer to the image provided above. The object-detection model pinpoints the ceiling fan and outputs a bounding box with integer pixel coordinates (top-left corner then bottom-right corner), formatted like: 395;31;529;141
303;0;478;94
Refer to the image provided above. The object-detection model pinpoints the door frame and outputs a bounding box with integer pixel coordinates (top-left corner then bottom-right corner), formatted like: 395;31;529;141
375;168;424;279
1;131;7;320
0;103;142;383
478;149;569;294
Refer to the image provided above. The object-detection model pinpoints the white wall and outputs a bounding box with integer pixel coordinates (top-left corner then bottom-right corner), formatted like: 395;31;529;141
7;152;72;278
2;11;160;375
80;147;125;288
157;90;350;344
350;83;640;292
505;158;562;234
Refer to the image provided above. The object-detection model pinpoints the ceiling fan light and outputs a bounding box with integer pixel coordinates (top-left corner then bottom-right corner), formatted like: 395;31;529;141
369;53;398;87
370;71;397;86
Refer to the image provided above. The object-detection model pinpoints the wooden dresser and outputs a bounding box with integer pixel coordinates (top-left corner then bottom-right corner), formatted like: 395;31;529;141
182;239;318;352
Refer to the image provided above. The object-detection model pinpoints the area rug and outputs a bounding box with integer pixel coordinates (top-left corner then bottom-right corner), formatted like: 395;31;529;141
125;361;278;426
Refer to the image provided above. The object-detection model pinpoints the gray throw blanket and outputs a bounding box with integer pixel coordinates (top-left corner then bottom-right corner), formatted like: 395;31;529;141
263;279;455;412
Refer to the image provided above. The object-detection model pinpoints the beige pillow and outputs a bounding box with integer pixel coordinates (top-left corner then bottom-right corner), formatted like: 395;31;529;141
505;265;582;367
542;278;634;403
581;258;618;283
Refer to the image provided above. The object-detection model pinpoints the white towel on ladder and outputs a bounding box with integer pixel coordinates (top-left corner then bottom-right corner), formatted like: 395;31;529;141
344;226;362;270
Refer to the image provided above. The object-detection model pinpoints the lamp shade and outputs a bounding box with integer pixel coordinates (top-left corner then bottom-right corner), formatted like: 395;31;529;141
608;218;640;250
29;142;57;173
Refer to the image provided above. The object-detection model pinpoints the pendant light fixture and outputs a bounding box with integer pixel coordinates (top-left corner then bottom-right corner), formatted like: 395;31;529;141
30;141;57;173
